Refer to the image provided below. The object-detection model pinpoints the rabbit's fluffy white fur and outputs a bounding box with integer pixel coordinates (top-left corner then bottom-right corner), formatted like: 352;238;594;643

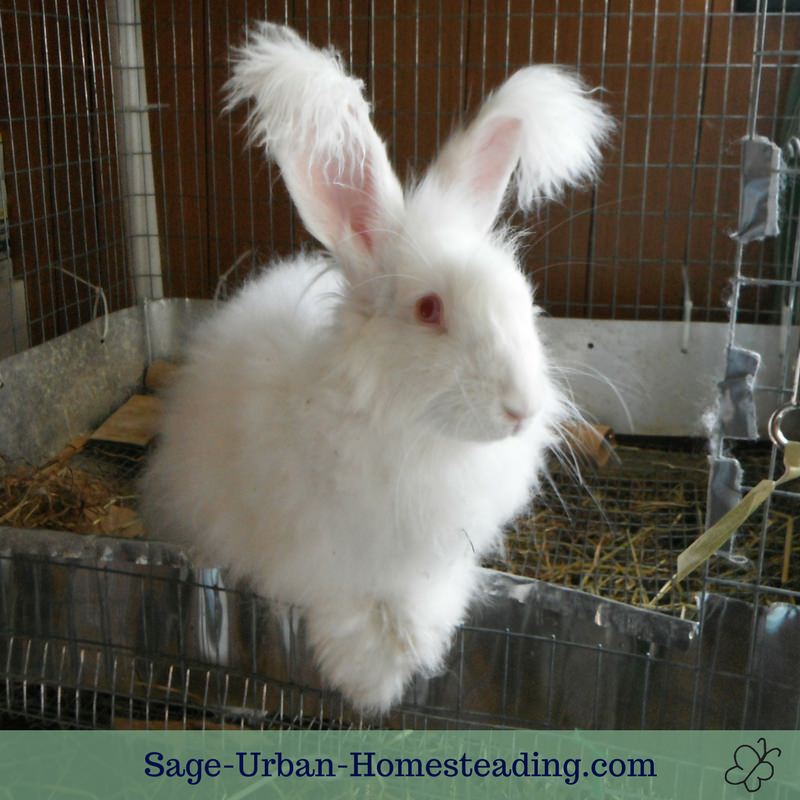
142;22;612;714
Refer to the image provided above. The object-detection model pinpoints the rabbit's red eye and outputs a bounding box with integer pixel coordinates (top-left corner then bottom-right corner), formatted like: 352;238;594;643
415;293;444;328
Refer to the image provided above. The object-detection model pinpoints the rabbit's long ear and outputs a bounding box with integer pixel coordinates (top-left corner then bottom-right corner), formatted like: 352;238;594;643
416;66;613;233
225;24;402;268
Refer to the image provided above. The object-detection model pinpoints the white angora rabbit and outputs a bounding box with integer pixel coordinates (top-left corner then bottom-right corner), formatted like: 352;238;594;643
142;22;612;713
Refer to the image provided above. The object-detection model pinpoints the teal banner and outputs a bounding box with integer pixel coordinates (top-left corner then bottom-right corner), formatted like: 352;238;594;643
0;730;797;798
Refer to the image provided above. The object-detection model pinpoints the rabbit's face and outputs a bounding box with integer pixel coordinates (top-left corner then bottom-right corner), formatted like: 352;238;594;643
351;230;561;444
435;264;557;443
224;22;607;448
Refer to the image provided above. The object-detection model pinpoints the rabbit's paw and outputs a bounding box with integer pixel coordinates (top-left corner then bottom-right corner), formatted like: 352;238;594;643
306;598;450;715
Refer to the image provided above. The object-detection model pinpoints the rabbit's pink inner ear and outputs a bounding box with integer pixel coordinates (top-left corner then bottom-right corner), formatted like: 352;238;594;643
298;156;379;255
470;116;523;214
326;161;377;253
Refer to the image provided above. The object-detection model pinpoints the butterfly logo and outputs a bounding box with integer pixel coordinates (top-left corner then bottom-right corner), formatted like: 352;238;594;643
724;738;781;793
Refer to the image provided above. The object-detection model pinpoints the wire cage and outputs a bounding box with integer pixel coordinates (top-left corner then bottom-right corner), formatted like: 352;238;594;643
1;0;800;730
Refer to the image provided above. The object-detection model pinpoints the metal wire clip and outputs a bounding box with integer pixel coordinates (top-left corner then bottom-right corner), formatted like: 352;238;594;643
768;343;800;449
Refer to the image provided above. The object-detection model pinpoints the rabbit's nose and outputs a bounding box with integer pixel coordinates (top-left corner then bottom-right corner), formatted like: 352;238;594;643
503;405;527;424
503;405;532;434
500;373;537;429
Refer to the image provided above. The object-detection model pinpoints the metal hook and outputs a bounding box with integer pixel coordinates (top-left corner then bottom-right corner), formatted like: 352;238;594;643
770;337;800;449
785;136;800;161
768;402;797;449
52;265;109;343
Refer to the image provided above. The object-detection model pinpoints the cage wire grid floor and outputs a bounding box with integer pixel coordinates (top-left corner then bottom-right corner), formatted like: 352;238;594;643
2;417;799;730
491;438;800;617
5;428;792;621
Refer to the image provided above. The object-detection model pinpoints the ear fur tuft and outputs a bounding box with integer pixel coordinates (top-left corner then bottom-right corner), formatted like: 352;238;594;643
224;22;371;175
414;65;614;232
495;66;614;208
224;22;403;263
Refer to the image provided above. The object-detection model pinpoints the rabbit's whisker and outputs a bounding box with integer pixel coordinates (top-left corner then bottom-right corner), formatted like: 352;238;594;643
529;259;595;277
541;467;575;526
550;362;635;431
520;194;633;251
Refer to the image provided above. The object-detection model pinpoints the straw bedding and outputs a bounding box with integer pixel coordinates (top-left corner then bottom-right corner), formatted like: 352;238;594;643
1;430;796;619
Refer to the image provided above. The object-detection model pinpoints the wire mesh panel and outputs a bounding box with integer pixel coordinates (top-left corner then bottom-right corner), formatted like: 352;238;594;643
4;2;800;357
2;1;800;731
0;1;131;354
1;530;798;730
134;1;800;321
490;438;800;616
706;3;800;632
